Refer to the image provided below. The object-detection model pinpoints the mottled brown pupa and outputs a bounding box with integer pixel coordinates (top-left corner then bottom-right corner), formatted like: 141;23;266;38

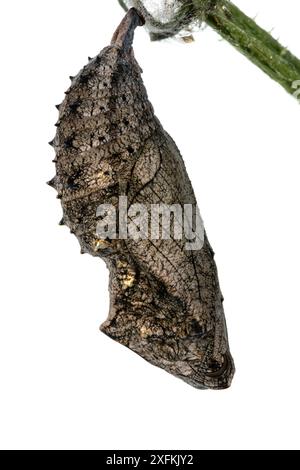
49;8;235;389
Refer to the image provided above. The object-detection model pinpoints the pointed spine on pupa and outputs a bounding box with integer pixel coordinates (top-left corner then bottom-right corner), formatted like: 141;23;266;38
47;176;59;190
80;247;88;255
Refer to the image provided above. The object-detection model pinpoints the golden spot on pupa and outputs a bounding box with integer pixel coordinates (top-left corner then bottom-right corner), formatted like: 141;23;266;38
94;239;110;251
140;325;152;339
122;272;135;289
117;260;128;269
97;170;108;180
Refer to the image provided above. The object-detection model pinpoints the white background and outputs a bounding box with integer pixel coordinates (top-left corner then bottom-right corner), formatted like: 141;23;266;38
0;0;299;450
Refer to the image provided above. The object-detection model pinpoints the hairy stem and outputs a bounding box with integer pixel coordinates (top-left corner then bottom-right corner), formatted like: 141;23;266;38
202;0;300;95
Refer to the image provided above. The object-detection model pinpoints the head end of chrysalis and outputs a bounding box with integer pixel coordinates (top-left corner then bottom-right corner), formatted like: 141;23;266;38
111;7;145;52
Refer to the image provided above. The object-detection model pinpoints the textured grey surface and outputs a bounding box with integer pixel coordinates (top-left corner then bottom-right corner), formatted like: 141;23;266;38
49;8;234;389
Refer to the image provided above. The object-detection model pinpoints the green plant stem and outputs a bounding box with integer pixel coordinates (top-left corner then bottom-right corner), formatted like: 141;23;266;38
199;0;300;95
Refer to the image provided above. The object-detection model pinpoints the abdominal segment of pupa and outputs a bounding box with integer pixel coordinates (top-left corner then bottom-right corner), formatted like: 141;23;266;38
48;8;235;389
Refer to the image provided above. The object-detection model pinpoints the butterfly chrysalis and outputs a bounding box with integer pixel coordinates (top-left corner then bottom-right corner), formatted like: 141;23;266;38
48;8;234;389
